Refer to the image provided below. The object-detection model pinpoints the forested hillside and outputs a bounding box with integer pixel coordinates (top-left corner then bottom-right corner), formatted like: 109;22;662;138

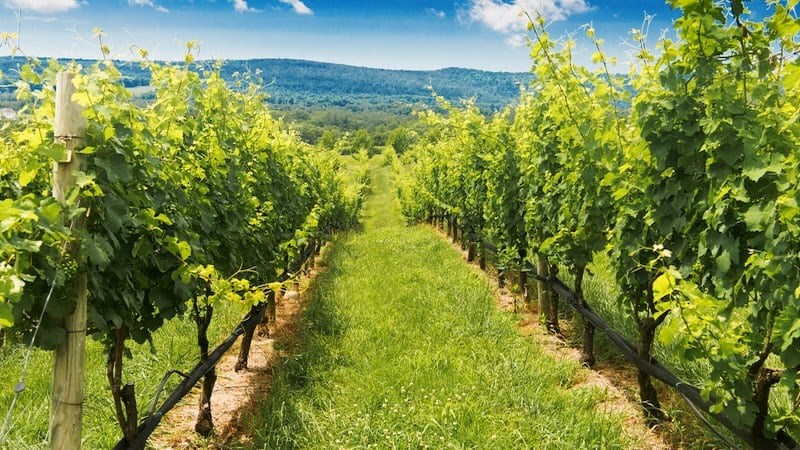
0;56;530;112
0;56;529;148
220;59;531;111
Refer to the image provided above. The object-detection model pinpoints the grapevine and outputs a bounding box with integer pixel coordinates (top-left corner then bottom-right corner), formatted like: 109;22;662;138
398;0;800;444
0;44;363;443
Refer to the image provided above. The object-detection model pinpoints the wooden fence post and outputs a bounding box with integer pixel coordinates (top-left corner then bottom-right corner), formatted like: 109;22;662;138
536;255;554;332
50;71;88;450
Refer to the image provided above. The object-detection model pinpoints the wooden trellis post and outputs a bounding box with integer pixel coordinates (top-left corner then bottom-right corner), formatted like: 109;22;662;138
50;71;88;450
536;255;553;331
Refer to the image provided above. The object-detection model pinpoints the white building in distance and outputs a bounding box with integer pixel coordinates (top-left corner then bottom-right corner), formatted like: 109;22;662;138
0;108;17;120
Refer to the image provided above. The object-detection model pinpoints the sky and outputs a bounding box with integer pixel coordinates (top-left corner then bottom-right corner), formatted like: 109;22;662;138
0;0;758;72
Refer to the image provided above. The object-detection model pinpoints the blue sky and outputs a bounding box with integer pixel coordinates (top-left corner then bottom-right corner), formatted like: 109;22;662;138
0;1;730;72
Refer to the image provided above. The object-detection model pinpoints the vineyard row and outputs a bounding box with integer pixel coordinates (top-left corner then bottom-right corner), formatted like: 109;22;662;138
396;1;800;448
1;53;366;448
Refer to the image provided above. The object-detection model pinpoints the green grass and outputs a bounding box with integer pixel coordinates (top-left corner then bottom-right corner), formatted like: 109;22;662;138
243;158;639;449
0;294;248;448
557;254;743;448
2;155;657;449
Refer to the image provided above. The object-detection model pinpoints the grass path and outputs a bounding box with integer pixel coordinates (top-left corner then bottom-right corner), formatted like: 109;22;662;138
242;160;643;449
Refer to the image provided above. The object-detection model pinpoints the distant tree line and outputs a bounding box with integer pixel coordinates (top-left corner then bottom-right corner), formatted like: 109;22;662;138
1;56;529;154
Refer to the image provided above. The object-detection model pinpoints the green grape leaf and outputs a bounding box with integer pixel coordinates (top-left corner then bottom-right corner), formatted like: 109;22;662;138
95;153;132;183
36;142;68;162
38;201;63;224
83;235;113;268
31;323;66;350
743;204;773;231
743;154;783;182
0;302;14;327
731;0;744;18
18;163;39;187
653;271;678;302
46;297;76;321
716;249;732;272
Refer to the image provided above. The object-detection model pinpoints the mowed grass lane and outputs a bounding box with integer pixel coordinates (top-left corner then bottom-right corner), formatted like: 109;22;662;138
244;159;639;449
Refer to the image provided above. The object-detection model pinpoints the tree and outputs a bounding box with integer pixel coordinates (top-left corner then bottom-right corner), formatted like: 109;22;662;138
351;128;375;155
319;128;338;150
386;126;414;154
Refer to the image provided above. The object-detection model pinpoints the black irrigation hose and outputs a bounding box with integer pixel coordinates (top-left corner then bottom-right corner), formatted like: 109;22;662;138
146;370;191;422
675;382;742;450
540;272;754;449
114;239;318;450
454;223;792;450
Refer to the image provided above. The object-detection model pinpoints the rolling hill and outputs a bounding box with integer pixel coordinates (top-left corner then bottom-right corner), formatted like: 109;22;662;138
0;56;532;113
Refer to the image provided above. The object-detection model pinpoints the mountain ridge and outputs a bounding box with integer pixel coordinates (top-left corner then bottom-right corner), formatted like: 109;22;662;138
0;56;532;112
216;58;531;111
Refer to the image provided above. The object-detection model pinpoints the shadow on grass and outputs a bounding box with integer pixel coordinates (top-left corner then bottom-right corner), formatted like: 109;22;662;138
223;242;351;450
277;288;347;390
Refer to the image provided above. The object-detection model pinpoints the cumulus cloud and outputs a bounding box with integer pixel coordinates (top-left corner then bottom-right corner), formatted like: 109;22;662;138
3;0;80;13
505;33;526;47
128;0;168;13
279;0;312;15
232;0;257;13
425;8;445;18
466;0;590;33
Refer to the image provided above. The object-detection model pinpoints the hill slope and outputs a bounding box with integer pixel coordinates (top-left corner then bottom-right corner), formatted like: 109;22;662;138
0;56;531;112
220;58;531;111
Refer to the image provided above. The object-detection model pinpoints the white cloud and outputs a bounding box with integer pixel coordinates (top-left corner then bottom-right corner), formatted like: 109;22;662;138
3;0;80;13
279;0;312;15
128;0;168;13
232;0;256;13
14;14;56;21
505;34;526;47
425;8;445;19
466;0;590;33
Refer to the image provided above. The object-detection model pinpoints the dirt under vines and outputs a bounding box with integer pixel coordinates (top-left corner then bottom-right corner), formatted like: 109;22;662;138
147;232;704;449
450;235;722;449
147;273;315;449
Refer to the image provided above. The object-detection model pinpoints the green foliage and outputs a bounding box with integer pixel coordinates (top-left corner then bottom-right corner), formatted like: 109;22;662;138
276;106;418;148
0;58;77;349
386;126;415;154
398;1;800;443
399;95;491;239
0;51;363;441
318;128;339;150
636;0;800;437
349;128;375;156
251;165;637;449
517;20;626;275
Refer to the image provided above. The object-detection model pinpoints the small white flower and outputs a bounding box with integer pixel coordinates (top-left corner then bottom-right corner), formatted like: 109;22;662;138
652;244;672;258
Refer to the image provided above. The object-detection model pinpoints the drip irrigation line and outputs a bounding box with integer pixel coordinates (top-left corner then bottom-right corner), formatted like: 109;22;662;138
675;382;742;450
445;219;792;450
113;239;317;450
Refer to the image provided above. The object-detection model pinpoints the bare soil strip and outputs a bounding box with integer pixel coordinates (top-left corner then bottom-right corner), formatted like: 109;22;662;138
150;235;678;450
446;233;683;450
148;268;319;449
